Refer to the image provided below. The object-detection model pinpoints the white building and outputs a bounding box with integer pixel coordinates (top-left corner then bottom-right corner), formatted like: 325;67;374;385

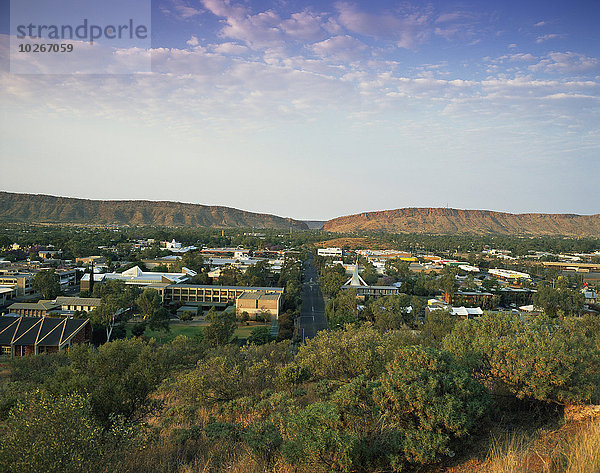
488;268;531;280
318;247;343;257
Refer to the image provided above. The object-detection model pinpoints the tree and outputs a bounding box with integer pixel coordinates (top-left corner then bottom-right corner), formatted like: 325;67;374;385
422;310;456;348
247;326;274;345
370;294;414;330
32;269;61;299
361;262;379;286
203;307;236;347
533;282;584;317
136;288;170;333
91;280;140;343
326;289;359;328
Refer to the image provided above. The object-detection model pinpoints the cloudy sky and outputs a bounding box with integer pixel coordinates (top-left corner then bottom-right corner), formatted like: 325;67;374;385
0;0;599;220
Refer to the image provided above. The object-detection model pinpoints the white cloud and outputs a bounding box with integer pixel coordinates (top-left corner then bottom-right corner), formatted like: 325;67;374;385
166;0;204;19
186;35;199;46
335;2;432;49
530;51;600;74
536;33;565;43
310;35;367;62
212;42;248;55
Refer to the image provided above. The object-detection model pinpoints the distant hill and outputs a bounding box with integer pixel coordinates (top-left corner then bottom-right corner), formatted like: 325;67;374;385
0;192;309;230
323;208;600;237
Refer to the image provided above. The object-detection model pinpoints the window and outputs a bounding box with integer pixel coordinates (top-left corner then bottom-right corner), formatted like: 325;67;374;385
1;346;11;356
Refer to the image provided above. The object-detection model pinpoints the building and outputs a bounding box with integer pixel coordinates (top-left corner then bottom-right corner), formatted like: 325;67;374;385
443;290;494;307
80;265;196;291
0;271;34;296
341;262;401;298
164;284;284;308
317;247;343;258
0;285;16;306
488;269;531;281
76;256;107;265
7;301;61;317
54;296;102;313
0;315;91;357
236;291;283;318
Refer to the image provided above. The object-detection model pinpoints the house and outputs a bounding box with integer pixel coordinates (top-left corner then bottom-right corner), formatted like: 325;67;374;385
0;315;91;357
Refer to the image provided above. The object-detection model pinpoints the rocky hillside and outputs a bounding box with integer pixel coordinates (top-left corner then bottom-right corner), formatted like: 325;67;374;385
323;208;600;237
0;192;308;230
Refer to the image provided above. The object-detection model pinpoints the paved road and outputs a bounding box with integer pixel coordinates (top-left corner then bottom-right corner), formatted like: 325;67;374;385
297;256;328;341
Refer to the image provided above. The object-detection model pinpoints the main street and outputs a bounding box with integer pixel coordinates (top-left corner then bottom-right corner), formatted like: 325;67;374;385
298;255;328;341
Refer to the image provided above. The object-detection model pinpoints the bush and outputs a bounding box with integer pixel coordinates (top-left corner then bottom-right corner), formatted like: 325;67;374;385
444;313;600;404
373;346;491;468
0;390;125;473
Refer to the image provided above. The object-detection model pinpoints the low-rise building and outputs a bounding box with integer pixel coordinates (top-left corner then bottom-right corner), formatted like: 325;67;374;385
0;315;91;357
488;268;531;281
54;296;102;313
318;247;343;258
164;284;284;308
80;265;196;291
236;291;283;318
7;301;61;317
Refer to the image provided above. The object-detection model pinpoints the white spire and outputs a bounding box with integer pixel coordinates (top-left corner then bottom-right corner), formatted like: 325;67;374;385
345;258;367;287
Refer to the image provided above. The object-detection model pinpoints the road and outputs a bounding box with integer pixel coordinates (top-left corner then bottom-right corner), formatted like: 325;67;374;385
297;255;328;341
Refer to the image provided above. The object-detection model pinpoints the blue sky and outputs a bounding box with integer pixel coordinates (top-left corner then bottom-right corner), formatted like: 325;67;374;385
0;0;599;220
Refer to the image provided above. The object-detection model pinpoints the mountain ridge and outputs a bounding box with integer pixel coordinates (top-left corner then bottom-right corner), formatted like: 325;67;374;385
322;207;600;237
0;192;309;230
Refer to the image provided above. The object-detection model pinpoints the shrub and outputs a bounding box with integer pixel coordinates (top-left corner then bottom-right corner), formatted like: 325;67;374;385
444;313;600;404
373;346;491;468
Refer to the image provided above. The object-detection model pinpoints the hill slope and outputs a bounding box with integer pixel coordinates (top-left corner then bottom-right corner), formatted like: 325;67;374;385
323;208;600;237
0;192;309;230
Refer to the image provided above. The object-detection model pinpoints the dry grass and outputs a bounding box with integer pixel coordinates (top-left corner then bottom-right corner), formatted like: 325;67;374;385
483;418;600;473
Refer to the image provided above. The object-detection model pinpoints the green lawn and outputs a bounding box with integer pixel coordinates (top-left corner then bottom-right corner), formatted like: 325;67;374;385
127;321;270;343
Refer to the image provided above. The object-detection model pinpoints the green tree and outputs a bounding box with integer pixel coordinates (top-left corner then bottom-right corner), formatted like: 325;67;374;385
247;326;274;345
326;289;359;328
203;307;236;347
422;310;456;348
32;269;61;299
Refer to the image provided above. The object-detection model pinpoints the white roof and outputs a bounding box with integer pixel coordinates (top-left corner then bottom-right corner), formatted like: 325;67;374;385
451;306;483;316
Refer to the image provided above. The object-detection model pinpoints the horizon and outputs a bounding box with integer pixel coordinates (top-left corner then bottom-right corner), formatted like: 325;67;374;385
1;0;599;219
1;190;599;222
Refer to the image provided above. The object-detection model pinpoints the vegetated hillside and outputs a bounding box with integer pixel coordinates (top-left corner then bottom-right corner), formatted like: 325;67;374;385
323;208;600;237
0;192;309;230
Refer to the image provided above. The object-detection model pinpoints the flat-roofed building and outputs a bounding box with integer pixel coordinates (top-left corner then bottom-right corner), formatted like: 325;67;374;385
0;315;91;357
488;269;531;280
164;284;284;308
0;272;34;296
236;291;283;318
0;285;16;305
318;247;343;257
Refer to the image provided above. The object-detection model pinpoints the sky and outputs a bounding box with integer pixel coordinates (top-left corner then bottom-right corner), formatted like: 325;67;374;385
0;0;599;220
